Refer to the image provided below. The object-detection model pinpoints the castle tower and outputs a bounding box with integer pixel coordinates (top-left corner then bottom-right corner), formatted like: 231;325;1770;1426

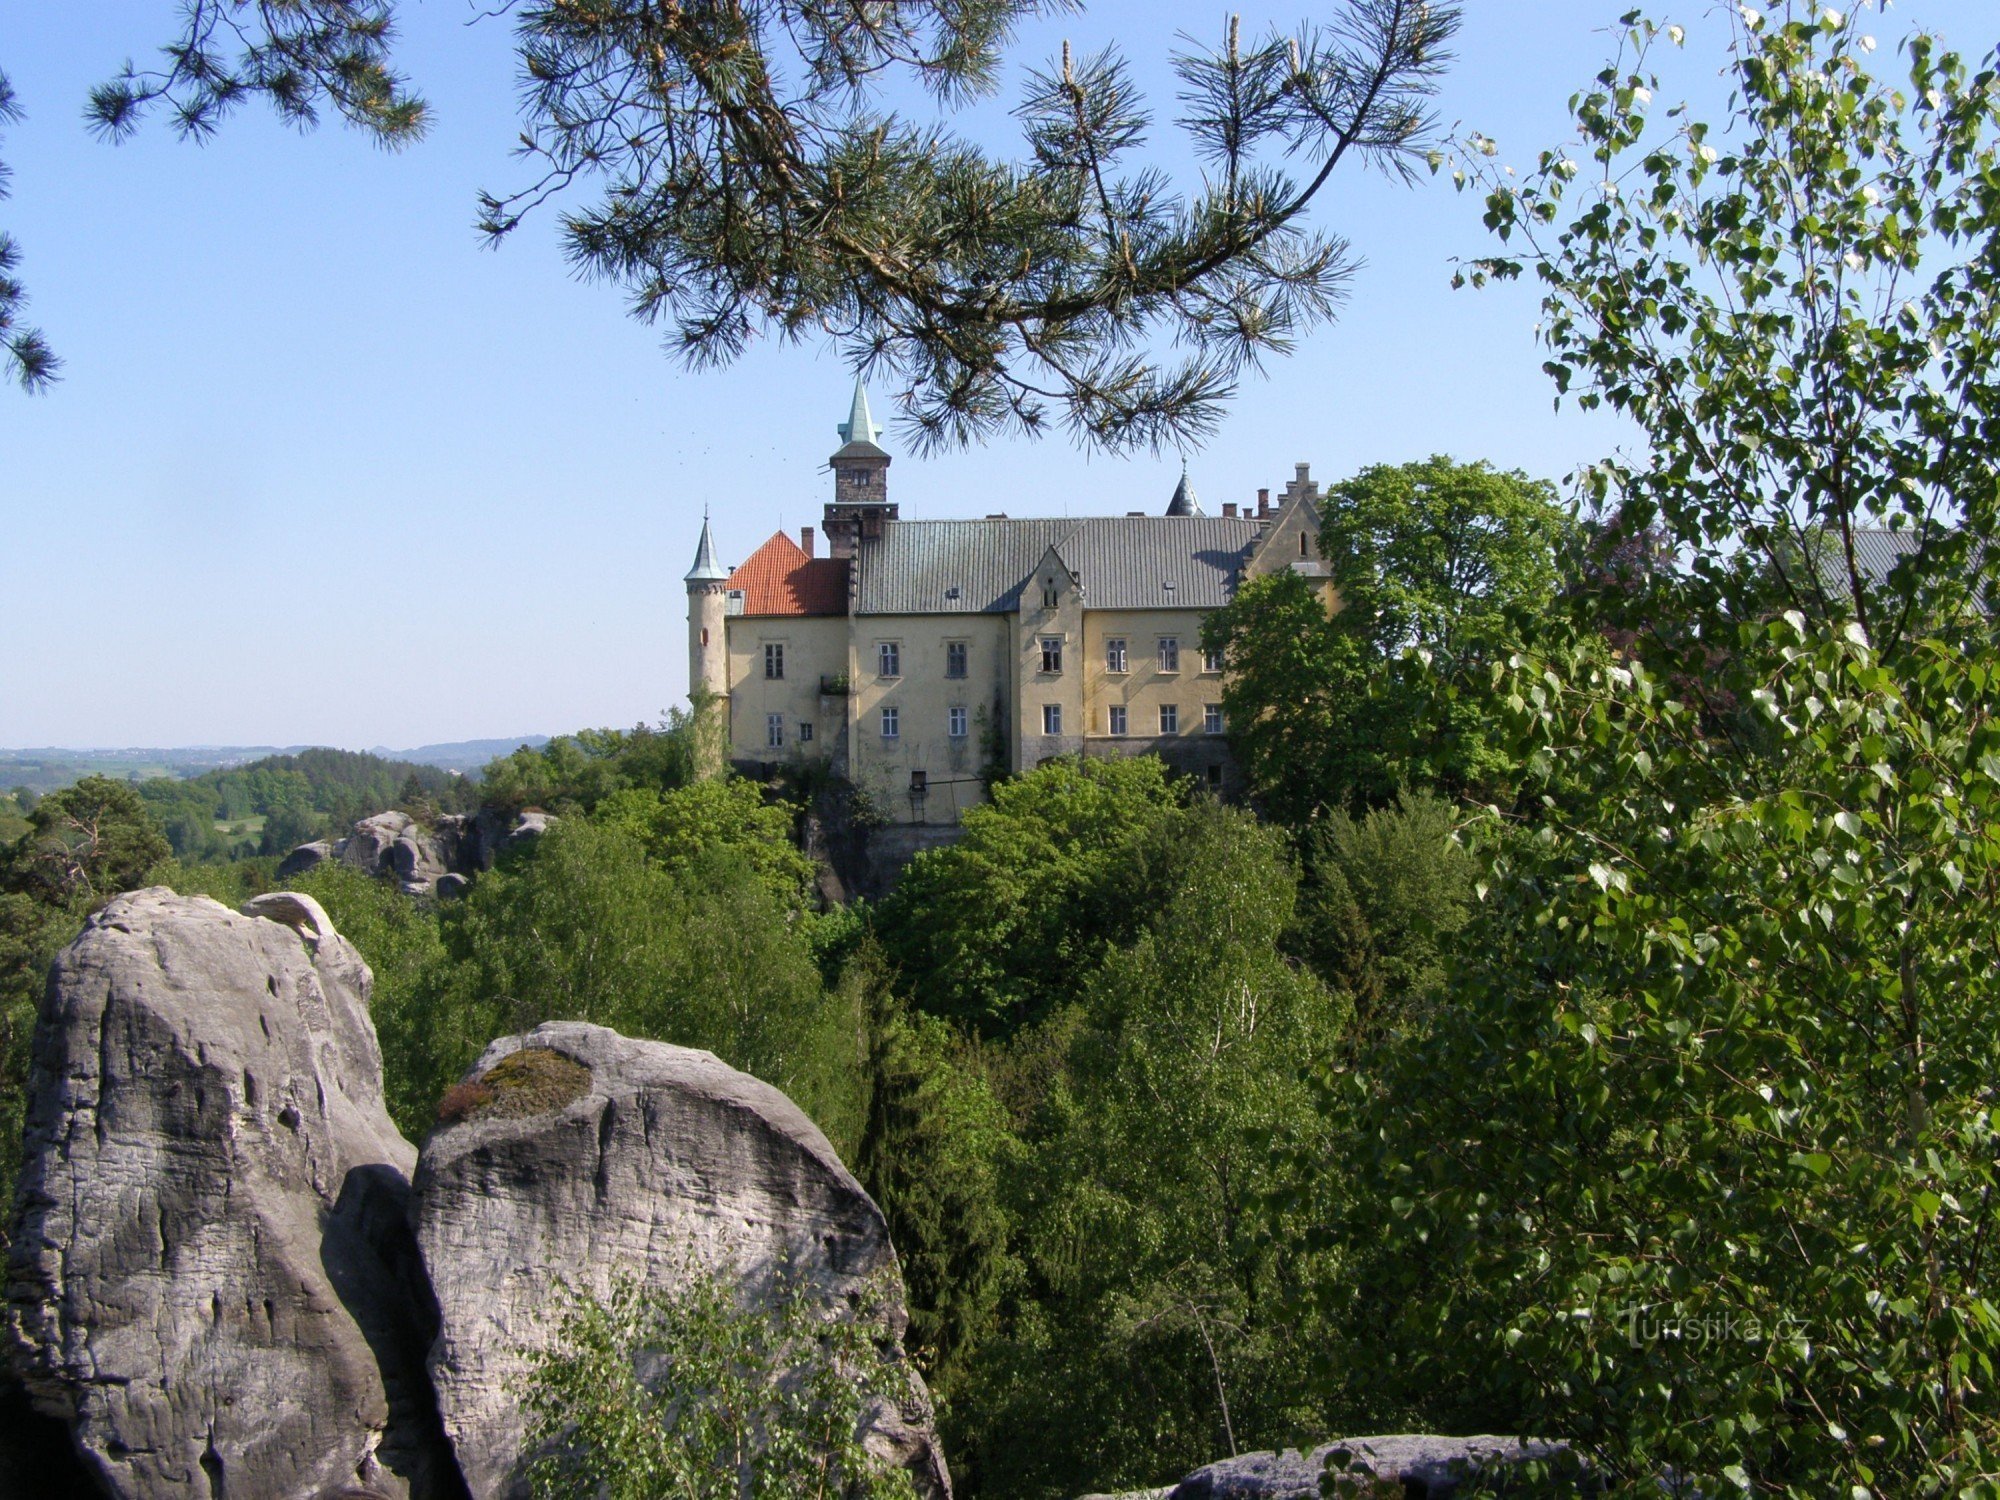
823;377;896;559
685;510;731;773
1165;461;1203;516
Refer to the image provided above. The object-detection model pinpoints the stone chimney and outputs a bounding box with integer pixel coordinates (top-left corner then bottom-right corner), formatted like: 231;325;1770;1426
1222;502;1237;518
800;526;815;557
1256;487;1271;517
1282;463;1320;510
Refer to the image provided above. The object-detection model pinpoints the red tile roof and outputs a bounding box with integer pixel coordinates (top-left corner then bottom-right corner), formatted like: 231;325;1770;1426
732;531;850;616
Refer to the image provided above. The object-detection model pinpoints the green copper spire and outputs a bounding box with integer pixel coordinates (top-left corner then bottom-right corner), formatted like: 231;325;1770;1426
684;509;728;582
836;375;883;449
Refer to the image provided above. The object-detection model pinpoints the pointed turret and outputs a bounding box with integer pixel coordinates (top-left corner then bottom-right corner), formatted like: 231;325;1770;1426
685;511;729;582
836;375;884;450
826;379;895;553
1166;463;1203;517
685;508;731;776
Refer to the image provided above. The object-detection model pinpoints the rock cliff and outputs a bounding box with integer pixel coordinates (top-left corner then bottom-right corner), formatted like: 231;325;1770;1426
278;809;553;895
4;888;454;1499
6;894;947;1500
414;1020;951;1500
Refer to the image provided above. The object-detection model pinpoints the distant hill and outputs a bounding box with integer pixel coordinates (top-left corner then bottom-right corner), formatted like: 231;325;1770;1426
0;737;551;795
368;737;552;774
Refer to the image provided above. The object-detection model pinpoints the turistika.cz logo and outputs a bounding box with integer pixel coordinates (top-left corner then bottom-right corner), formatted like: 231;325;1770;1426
1618;1305;1808;1348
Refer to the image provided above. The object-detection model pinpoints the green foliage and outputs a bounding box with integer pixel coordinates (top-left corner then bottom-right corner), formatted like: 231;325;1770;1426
288;860;455;1141
595;778;818;915
1206;457;1571;822
0;776;172;907
0;67;56;392
523;1268;919;1500
479;721;696;817
856;961;1021;1418
1204;570;1388;823
1338;619;2000;1494
955;804;1347;1497
135;747;473;862
0;776;172;1219
875;756;1184;1035
25;3;1459;449
1291;792;1475;1045
1456;4;2000;651
399;818;865;1155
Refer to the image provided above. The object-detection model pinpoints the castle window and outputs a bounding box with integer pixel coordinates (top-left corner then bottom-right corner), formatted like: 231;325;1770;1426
1158;637;1180;672
946;641;968;679
1109;705;1128;737
1204;704;1225;735
700;627;709;647
878;642;901;678
1206;764;1225;790
1202;646;1225;673
1106;638;1127;673
766;713;785;749
1043;704;1063;735
1300;532;1309;557
1042;579;1059;607
948;706;969;739
1160;704;1180;734
1040;637;1063;674
799;722;814;743
881;706;900;740
764;643;784;680
910;769;928;794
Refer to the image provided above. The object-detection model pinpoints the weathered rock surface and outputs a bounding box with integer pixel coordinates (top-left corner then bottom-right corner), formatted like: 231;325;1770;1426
413;1020;950;1500
276;838;335;880
284;808;556;897
1166;1435;1577;1498
4;888;459;1499
340;812;451;895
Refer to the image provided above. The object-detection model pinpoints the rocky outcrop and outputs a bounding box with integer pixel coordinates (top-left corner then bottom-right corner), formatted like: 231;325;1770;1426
1165;1435;1578;1498
4;888;458;1499
412;1020;950;1500
340;811;451;894
283;808;555;896
276;838;335;880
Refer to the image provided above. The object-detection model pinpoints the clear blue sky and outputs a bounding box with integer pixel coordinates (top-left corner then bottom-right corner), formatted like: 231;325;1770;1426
1;0;1988;749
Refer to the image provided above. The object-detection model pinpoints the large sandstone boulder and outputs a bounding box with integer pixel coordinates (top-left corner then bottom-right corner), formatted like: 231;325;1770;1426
341;811;451;895
413;1020;950;1500
282;809;556;898
275;838;335;881
1166;1435;1577;1498
4;888;457;1499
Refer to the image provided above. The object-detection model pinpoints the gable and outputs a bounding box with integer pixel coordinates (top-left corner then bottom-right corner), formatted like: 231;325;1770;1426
731;532;849;616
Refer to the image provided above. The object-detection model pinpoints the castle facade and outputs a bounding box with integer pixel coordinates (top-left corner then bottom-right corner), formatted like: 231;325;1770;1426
686;383;1332;838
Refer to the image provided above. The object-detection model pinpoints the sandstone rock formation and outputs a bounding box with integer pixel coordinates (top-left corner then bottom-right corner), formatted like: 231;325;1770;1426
1165;1434;1577;1498
276;838;335;880
5;888;456;1499
413;1020;950;1500
342;811;451;894
281;808;555;896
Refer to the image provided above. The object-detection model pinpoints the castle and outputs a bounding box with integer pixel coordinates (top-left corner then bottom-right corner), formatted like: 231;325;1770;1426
686;381;1333;846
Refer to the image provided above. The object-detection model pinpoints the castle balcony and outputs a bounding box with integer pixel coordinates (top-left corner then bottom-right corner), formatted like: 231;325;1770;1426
819;674;851;696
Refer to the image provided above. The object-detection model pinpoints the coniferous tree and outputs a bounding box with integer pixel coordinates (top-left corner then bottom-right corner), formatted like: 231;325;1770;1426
7;0;1459;448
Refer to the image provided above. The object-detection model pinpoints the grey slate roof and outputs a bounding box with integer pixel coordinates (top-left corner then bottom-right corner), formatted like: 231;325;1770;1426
854;515;1264;614
1166;468;1203;516
1807;525;1990;602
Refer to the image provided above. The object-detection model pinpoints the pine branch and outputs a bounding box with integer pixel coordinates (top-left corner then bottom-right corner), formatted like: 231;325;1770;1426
0;67;57;393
